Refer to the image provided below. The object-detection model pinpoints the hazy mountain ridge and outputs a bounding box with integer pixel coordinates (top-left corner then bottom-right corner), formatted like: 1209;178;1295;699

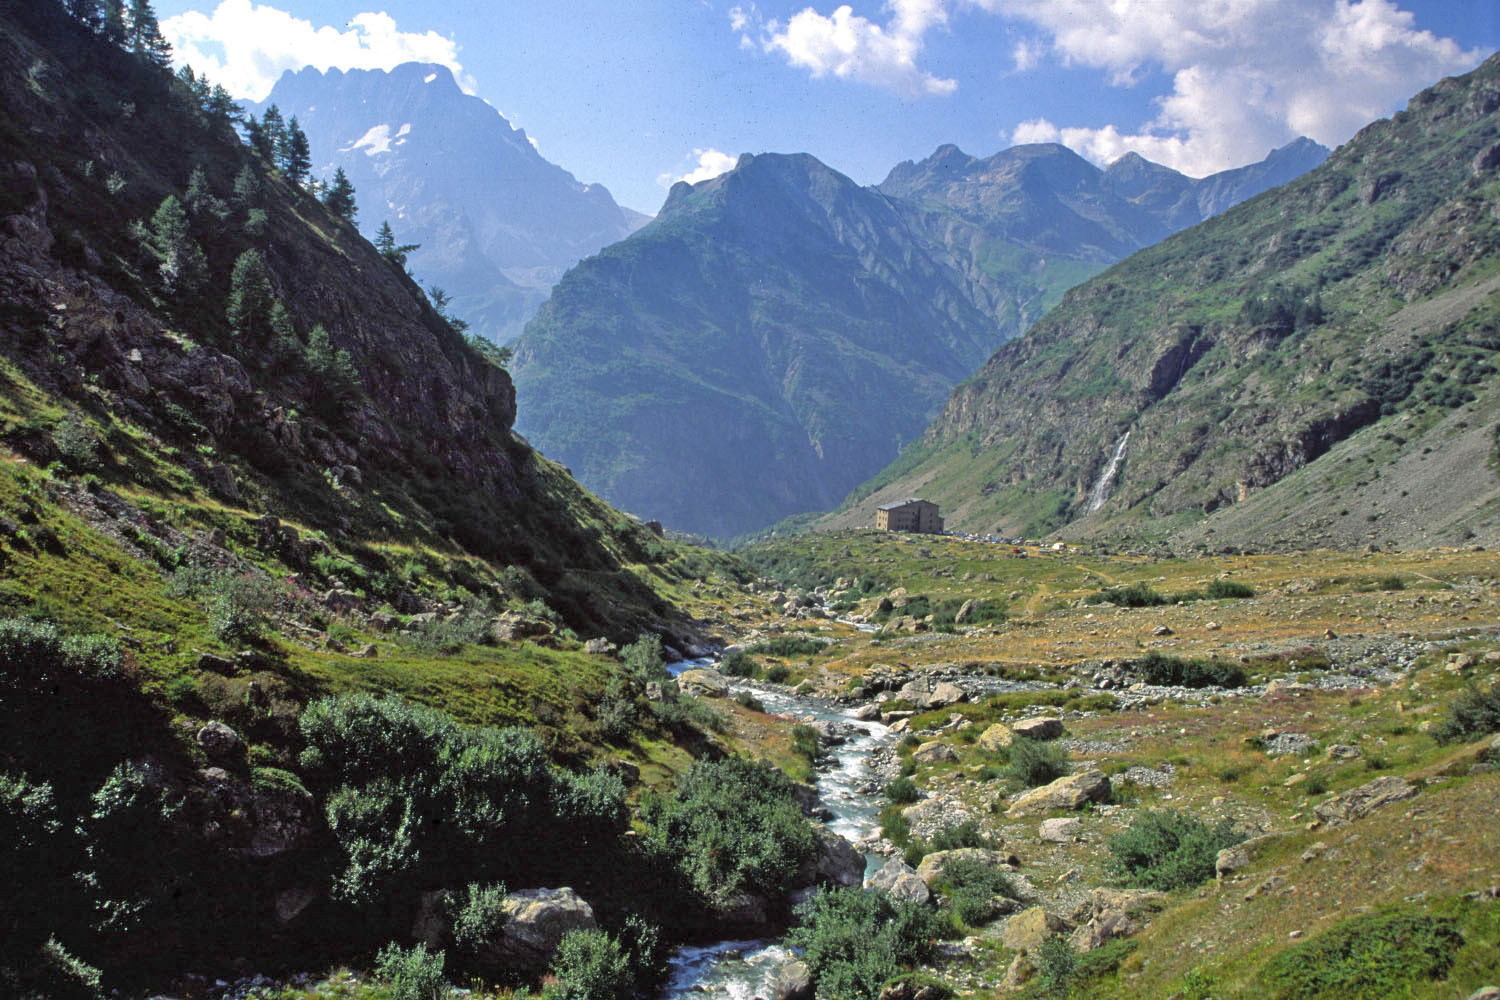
252;63;646;343
826;56;1500;550
513;139;1328;539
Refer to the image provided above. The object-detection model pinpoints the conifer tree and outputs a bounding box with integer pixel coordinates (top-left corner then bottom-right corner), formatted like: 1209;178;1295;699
183;165;225;219
242;117;273;162
304;324;361;416
268;301;300;368
67;0;102;30
374;220;419;268
205;84;239;124
232;164;261;206
226;249;275;337
145;195;207;294
100;0;126;44
260;106;287;161
279;116;311;185
126;0;170;65
321;167;357;223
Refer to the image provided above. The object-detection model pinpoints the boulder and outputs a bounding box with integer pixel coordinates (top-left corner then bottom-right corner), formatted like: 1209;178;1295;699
1011;717;1064;741
1001;906;1069;954
810;826;865;888
854;703;882;721
274;886;318;925
915;848;1008;888
196;720;242;759
1007;770;1111;818
368;611;399;633
477;887;598;972
953;599;978;624
1067;888;1163;953
718;891;772;931
1039;817;1080;843
927;681;967;708
978;723;1015;752
774;960;813;1000
584;638;618;656
676;669;730;698
867;858;931;906
323;588;361;613
490;612;554;643
911;740;958;764
1313;775;1417;828
1215;846;1250;879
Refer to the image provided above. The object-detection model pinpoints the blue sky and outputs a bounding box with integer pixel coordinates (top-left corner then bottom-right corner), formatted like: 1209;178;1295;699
155;0;1500;214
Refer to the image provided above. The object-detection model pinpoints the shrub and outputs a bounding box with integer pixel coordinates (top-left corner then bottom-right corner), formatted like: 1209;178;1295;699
927;819;996;853
450;883;507;953
1433;681;1500;744
1254;910;1463;1000
407;601;493;653
792;724;820;763
938;855;1014;927
1205;580;1255;599
885;777;920;804
1135;652;1247;689
640;758;815;909
1035;934;1078;997
763;664;791;684
621;633;668;684
1007;738;1069;787
375;942;450;1000
1088;583;1167;607
1107;809;1245;891
786;886;939;1000
548;928;633;1000
746;637;828;657
720;651;758;678
1377;575;1406;591
52;413;100;472
733;689;766;712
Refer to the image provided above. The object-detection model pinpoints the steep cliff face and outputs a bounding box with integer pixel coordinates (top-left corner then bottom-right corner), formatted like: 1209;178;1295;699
831;56;1500;549
512;152;1001;539
254;63;647;344
0;2;690;637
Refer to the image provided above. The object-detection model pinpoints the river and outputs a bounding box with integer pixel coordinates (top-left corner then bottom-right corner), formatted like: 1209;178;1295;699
658;662;897;999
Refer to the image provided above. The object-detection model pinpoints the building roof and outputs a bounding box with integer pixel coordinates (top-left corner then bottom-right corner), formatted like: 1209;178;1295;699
877;498;933;510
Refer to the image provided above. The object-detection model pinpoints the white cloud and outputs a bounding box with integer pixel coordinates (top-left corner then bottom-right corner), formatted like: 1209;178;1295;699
657;148;741;188
983;0;1483;174
161;0;471;101
738;2;957;97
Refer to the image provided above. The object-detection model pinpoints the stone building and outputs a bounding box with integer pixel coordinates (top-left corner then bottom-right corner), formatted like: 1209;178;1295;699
876;498;944;534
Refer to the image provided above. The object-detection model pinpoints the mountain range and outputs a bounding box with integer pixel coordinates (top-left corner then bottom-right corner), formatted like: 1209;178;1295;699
251;63;649;344
824;53;1500;551
511;138;1328;538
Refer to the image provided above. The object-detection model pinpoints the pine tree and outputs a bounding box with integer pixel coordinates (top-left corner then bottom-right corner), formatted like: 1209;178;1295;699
373;220;419;268
67;0;102;30
126;0;170;65
268;301;300;368
226;249;275;337
100;0;126;44
303;324;361;416
184;165;227;220
205;84;239;124
260;106;287;161
278;116;311;185
321;167;357;223
145;195;207;294
232;164;261;206
242;118;273;162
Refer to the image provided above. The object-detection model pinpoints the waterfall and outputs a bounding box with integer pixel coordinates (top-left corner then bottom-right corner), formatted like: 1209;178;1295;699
1087;431;1131;513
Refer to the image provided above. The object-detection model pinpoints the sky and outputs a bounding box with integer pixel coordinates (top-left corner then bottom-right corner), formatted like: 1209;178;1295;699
154;0;1500;214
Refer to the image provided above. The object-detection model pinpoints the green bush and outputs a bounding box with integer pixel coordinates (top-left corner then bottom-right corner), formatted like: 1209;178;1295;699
1087;583;1167;607
786;887;939;1000
733;689;766;712
375;942;450;1000
1433;682;1500;744
1254;910;1464;999
1135;652;1247;689
746;637;828;657
720;651;758;678
406;601;494;653
451;883;508;953
764;664;791;684
884;777;920;804
640;758;815;909
622;633;669;683
1007;738;1069;787
1107;809;1244;891
937;855;1014;927
548;928;633;1000
1205;580;1256;599
1034;934;1077;998
166;568;282;645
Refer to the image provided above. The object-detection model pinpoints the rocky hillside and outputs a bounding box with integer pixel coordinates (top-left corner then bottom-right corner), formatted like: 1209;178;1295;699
254;63;647;344
512;142;1325;541
829;55;1500;550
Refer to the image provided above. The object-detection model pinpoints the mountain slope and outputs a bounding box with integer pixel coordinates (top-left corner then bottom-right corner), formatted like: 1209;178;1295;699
828;56;1500;549
254;63;646;343
512;152;1003;539
514;141;1327;540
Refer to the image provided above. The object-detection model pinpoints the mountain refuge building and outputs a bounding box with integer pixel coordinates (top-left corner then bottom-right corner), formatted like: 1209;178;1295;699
876;498;944;534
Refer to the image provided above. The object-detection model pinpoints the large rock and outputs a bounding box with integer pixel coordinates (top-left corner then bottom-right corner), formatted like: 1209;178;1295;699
774;960;813;1000
978;723;1015;751
926;681;968;708
1067;888;1163;953
196;720;242;759
1007;770;1111;817
491;612;555;643
810;826;865;888
1011;717;1063;741
867;857;932;906
1039;817;1080;843
676;669;730;698
1001;906;1069;954
480;887;598;972
1313;775;1417;828
915;848;1008;888
911;740;958;764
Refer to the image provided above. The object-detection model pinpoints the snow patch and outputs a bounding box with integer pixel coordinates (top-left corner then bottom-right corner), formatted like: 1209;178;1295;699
423;72;437;83
343;124;395;156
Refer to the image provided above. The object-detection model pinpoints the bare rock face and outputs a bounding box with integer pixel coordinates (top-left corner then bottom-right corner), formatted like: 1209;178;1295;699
1007;770;1111;817
866;857;931;906
805;825;865;888
1313;775;1417;828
